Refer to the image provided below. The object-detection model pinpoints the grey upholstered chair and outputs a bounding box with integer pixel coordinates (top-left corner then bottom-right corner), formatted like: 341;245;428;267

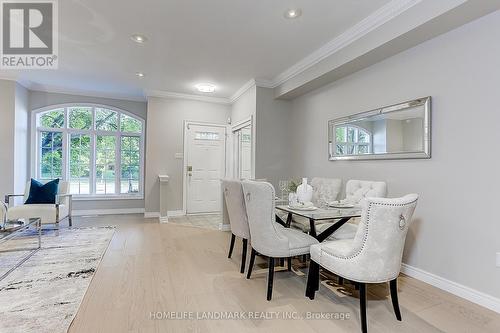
291;177;342;232
222;179;251;274
306;194;418;333
242;180;318;300
344;179;387;204
316;179;388;240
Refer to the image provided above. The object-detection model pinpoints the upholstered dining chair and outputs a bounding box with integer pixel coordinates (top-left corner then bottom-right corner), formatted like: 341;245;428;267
306;194;418;333
316;179;388;240
5;180;73;227
242;180;318;300
290;177;342;233
222;179;251;274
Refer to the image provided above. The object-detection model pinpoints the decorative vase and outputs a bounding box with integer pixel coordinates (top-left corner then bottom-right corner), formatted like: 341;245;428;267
296;178;313;203
288;192;298;206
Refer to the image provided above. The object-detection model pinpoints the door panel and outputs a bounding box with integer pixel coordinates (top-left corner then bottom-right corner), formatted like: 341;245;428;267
186;124;226;214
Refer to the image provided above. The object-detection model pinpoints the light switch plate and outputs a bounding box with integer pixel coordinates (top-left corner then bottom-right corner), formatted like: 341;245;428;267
496;253;500;268
175;153;183;159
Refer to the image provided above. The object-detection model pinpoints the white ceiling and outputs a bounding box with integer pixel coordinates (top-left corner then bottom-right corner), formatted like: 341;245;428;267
2;0;392;100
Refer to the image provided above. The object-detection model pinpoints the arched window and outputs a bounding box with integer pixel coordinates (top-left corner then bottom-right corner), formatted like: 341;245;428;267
32;104;144;198
334;125;372;155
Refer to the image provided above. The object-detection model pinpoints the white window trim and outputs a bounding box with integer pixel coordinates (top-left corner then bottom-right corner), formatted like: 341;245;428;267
31;103;145;200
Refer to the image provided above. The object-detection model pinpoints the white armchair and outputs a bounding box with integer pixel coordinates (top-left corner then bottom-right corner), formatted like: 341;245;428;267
5;181;73;227
306;194;418;333
242;181;318;300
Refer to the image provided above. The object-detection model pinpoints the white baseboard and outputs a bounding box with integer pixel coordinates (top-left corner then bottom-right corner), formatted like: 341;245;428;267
401;263;500;314
144;210;185;220
144;212;160;218
168;210;185;217
219;223;231;232
73;208;144;216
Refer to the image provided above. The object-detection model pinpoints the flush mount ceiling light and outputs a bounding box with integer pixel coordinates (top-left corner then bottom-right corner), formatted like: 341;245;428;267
135;72;145;78
195;83;216;93
284;8;302;19
130;34;148;43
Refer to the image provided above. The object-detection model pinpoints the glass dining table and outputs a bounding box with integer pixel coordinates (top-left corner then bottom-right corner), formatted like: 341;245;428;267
275;205;362;242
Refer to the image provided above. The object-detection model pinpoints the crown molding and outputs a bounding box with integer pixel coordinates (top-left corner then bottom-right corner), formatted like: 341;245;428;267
229;79;256;103
229;78;275;103
146;89;231;105
270;0;422;87
28;82;147;102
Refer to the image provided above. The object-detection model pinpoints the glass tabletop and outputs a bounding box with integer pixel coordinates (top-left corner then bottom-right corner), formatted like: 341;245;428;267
1;218;41;239
276;205;362;220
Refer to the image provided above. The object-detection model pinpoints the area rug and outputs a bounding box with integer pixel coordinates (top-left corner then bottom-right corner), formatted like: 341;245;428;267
0;226;115;333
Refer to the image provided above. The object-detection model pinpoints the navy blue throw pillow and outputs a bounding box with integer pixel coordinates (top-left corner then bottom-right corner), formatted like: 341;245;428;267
25;178;60;204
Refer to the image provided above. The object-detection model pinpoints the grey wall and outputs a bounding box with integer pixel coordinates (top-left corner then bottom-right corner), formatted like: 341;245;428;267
145;97;231;213
14;84;29;194
28;91;148;211
231;85;256;124
288;11;500;299
255;87;292;188
0;80;17;199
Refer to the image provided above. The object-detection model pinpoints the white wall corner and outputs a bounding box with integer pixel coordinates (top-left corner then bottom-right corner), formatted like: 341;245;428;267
401;263;500;314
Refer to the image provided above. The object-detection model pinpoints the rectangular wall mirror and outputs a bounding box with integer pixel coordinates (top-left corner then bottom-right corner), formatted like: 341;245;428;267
329;97;431;160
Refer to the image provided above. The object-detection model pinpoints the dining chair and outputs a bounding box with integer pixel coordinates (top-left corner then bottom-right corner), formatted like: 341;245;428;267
306;194;418;333
242;180;319;300
290;177;342;233
222;179;251;274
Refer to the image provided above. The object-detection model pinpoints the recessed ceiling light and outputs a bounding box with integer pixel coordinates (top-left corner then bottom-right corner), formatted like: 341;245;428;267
195;83;216;93
284;8;302;19
130;34;148;43
135;72;145;78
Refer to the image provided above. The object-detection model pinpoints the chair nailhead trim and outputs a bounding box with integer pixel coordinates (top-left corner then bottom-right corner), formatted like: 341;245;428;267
321;199;418;261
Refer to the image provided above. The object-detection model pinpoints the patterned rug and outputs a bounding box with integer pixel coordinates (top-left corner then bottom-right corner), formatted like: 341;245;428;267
0;227;115;333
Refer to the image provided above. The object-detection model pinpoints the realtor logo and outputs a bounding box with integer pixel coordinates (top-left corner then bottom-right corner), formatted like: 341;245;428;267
1;0;58;69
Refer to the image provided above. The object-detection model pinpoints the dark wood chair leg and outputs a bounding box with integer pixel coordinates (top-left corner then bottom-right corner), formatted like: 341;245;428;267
267;257;275;301
228;234;235;258
359;283;367;333
338;276;344;285
246;248;256;279
279;258;285;267
287;257;292;271
305;260;320;299
390;278;402;321
240;238;247;273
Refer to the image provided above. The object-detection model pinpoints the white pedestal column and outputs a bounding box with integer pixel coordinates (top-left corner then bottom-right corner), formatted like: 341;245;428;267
158;175;169;223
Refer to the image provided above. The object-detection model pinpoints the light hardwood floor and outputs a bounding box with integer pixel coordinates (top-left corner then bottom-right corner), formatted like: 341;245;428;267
69;214;500;333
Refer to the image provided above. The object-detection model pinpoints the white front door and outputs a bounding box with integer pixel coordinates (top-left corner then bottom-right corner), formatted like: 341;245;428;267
185;124;226;214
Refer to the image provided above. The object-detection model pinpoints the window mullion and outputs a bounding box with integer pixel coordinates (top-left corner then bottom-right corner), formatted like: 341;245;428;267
116;133;121;195
90;133;96;195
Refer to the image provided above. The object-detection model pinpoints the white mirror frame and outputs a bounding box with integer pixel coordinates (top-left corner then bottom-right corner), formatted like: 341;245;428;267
328;96;431;161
